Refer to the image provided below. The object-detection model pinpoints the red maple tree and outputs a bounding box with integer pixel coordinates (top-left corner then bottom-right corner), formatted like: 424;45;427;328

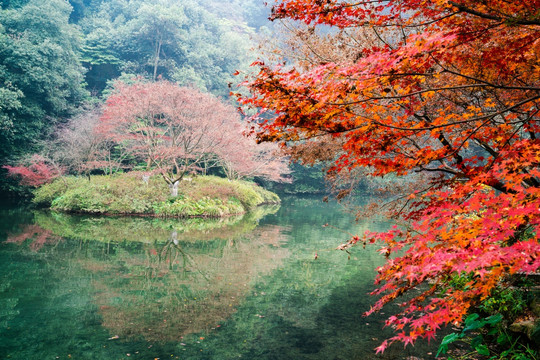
239;0;540;351
100;80;289;192
4;154;63;187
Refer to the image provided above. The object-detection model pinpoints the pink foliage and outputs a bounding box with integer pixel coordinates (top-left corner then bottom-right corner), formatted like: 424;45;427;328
217;131;291;182
99;80;290;184
336;141;540;349
4;155;63;186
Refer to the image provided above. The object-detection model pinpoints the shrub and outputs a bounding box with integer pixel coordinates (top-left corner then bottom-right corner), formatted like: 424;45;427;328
32;174;278;217
33;177;80;206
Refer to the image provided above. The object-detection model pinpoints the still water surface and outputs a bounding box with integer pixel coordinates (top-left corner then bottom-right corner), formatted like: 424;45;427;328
0;196;439;359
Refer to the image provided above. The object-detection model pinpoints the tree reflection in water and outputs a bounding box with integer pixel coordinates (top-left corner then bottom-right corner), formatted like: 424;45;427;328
6;224;59;251
7;206;288;342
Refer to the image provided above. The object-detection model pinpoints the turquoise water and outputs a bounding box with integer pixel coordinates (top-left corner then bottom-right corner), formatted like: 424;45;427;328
0;196;439;359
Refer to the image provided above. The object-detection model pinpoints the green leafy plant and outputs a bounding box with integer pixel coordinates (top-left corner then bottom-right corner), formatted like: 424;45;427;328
479;287;528;320
437;312;538;360
437;313;503;358
494;331;538;360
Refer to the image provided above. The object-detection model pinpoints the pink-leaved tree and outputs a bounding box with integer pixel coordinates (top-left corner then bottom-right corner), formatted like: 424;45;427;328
3;154;63;187
99;80;289;194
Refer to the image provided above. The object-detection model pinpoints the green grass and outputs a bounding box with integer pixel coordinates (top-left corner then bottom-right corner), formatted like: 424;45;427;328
33;174;280;217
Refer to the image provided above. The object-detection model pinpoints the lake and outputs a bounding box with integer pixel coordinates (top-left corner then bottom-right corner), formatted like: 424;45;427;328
0;196;440;359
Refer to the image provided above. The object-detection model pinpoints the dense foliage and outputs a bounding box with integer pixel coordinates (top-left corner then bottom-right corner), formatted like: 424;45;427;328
78;0;262;96
0;0;87;191
0;0;274;197
34;174;279;217
240;0;540;353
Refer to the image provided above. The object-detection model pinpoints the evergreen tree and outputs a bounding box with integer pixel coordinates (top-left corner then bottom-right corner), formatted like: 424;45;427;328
0;0;87;195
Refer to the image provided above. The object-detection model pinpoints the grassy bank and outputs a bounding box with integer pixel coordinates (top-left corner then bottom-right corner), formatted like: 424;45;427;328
33;174;280;217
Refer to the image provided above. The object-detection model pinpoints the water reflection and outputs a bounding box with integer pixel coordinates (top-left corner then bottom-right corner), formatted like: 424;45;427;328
1;198;441;359
6;206;289;342
29;204;280;244
5;224;59;251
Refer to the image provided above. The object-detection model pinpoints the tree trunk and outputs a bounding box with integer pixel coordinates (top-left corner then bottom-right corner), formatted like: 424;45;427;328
142;174;150;185
170;231;178;245
169;180;179;197
153;35;162;82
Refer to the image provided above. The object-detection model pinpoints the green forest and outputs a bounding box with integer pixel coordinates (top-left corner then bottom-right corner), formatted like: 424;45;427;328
0;0;325;198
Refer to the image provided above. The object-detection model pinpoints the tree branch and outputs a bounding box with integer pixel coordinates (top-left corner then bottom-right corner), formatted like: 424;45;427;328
448;1;540;26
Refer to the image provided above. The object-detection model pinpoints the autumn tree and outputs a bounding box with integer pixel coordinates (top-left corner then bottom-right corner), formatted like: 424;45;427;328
239;0;540;352
100;80;289;195
52;105;129;177
217;133;291;182
3;154;63;187
4;104;130;186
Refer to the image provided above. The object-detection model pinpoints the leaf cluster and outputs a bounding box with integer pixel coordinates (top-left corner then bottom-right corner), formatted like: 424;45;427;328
238;0;540;352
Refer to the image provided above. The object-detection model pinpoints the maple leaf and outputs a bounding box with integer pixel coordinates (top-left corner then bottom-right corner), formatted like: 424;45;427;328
374;340;389;354
238;0;540;352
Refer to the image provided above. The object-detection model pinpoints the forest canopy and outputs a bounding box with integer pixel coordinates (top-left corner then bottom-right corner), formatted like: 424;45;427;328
0;0;273;196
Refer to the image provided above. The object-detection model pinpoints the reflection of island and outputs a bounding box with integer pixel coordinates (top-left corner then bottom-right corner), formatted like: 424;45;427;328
7;206;289;342
33;204;281;244
94;224;288;341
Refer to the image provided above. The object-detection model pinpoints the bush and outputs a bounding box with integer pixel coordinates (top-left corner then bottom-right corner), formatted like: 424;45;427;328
438;273;539;360
153;196;245;217
188;176;279;209
32;174;279;217
33;177;80;206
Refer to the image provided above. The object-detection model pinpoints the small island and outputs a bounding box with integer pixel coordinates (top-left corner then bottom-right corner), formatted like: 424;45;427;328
7;80;289;218
33;174;280;217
